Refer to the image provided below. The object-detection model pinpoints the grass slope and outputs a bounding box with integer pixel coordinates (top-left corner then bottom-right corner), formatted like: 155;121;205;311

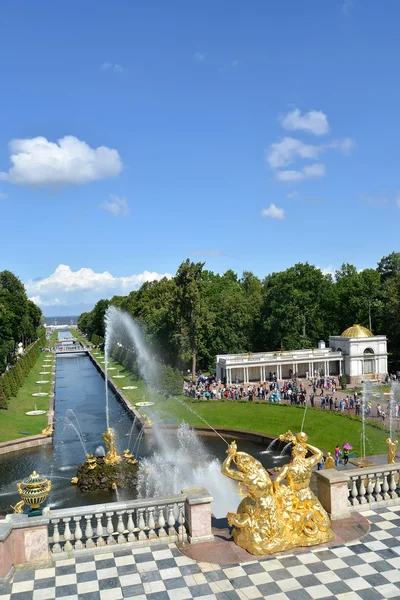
0;353;54;443
90;349;388;456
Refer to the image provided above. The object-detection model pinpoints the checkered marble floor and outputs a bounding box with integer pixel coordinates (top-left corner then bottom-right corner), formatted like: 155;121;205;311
3;505;400;600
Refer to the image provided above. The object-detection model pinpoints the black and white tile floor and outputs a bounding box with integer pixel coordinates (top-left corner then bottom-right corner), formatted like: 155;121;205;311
2;505;400;600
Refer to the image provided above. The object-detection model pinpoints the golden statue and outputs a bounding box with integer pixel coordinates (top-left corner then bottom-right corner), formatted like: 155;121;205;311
10;500;25;514
325;452;335;469
386;438;398;464
122;449;138;465
42;424;53;436
85;454;97;470
222;431;335;555
71;477;79;484
102;428;121;465
142;414;153;427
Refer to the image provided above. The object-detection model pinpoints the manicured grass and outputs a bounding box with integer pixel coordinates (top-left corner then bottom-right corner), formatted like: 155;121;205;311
90;350;389;456
46;330;58;348
0;353;54;443
70;328;92;346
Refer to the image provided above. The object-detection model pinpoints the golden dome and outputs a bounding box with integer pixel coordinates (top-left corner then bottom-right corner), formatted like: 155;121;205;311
340;324;373;338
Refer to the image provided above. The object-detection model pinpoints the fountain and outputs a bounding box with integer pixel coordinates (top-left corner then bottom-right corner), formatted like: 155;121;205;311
74;428;139;493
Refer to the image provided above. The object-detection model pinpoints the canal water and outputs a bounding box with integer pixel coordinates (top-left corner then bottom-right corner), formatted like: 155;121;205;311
0;336;287;515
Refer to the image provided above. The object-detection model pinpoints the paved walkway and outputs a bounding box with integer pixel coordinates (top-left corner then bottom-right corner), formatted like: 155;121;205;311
2;505;400;600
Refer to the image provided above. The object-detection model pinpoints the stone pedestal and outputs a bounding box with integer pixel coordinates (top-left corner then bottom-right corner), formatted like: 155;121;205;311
0;522;14;583
316;470;351;520
182;487;214;544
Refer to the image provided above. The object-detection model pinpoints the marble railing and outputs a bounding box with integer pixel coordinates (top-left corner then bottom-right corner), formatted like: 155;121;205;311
48;494;187;554
316;463;400;520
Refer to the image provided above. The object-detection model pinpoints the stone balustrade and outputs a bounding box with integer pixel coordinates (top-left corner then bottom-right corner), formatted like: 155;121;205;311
0;487;213;581
316;462;400;520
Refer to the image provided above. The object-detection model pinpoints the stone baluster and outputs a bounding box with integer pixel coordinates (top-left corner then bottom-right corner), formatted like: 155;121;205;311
157;506;167;538
350;477;359;505
106;512;116;545
147;507;157;539
63;518;73;552
366;477;375;503
137;508;147;540
52;519;62;554
116;511;126;544
74;516;84;550
177;502;186;540
167;505;176;536
389;471;397;499
126;510;136;542
85;515;95;549
358;477;367;504
374;473;382;502
95;513;106;546
381;472;390;500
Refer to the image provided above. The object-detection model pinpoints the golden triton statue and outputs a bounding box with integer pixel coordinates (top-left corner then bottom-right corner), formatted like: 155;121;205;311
386;438;398;464
102;428;121;465
222;431;335;555
10;500;25;514
122;449;138;465
41;424;53;436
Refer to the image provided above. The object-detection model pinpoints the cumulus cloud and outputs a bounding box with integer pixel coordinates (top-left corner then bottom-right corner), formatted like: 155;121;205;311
261;204;285;220
194;52;205;62
0;136;122;188
276;163;326;182
26;264;171;307
267;137;321;170
317;265;335;278
99;194;129;216
281;109;330;136
101;62;124;72
287;190;299;199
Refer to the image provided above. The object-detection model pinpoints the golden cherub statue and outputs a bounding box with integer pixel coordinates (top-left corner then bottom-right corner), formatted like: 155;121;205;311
122;449;138;465
71;477;79;484
102;428;121;465
85;454;97;470
10;500;25;514
221;431;335;555
386;438;398;464
42;424;53;436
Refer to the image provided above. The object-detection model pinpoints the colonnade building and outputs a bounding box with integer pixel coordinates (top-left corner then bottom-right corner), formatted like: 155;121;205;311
216;324;388;386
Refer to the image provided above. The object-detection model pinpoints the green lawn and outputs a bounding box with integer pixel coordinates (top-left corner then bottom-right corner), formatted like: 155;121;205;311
89;350;389;456
47;330;58;348
70;328;91;346
0;352;54;443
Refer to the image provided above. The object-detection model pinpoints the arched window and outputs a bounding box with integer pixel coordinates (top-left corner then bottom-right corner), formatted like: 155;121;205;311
363;348;375;374
364;348;374;354
336;347;342;353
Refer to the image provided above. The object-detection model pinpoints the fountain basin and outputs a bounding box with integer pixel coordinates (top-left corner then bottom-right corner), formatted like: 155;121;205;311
113;375;126;379
32;393;49;397
122;386;138;390
26;410;47;416
36;381;49;384
39;372;50;375
135;402;154;407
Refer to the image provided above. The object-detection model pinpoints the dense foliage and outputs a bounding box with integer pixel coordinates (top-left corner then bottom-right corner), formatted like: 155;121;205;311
0;336;45;409
0;270;44;374
78;252;400;374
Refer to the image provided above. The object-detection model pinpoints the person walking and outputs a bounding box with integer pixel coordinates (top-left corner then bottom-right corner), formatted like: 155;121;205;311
343;447;349;465
334;445;341;466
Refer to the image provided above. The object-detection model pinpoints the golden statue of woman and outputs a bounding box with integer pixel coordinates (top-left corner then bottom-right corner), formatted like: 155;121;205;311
386;438;398;464
221;441;291;554
221;432;335;555
273;431;335;546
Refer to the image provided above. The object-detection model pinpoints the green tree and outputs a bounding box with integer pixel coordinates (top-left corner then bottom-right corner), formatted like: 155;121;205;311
377;252;400;282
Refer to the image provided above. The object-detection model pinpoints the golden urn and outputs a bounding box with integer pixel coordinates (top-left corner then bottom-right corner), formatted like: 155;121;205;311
17;471;51;509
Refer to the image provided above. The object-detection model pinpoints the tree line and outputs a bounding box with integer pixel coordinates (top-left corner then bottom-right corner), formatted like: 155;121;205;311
0;336;45;409
0;270;44;374
78;252;400;377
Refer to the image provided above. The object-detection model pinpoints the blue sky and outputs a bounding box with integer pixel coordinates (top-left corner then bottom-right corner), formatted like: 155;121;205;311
0;0;399;315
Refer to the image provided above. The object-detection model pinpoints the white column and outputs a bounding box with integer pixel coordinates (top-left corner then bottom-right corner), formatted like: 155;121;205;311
242;367;245;383
339;360;342;376
260;366;263;382
326;360;330;377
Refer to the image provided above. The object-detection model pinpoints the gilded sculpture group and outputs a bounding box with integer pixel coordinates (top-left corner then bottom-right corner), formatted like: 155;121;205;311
221;431;335;555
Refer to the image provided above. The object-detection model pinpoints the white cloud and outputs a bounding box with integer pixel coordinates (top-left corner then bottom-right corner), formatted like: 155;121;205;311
0;136;122;188
99;194;129;216
276;163;326;182
328;137;356;153
194;52;205;62
261;204;285;220
317;265;335;278
287;190;299;199
281;109;330;136
266;137;320;169
232;59;239;68
26;264;171;307
101;62;124;72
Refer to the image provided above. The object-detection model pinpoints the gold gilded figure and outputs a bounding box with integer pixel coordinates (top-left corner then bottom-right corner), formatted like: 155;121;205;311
274;431;335;546
221;432;335;555
102;428;121;465
325;452;335;469
221;441;291;554
386;438;398;464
